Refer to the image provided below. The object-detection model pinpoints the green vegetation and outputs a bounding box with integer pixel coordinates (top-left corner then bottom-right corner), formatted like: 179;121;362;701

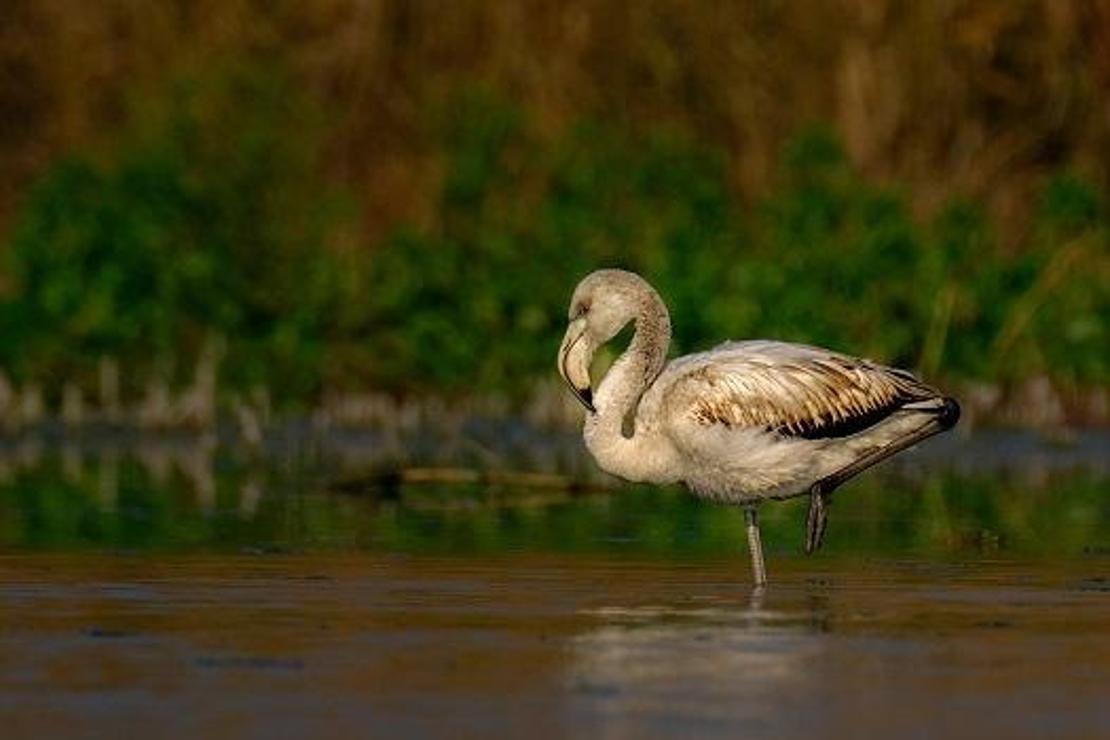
369;112;1106;394
0;76;1106;408
0;67;356;402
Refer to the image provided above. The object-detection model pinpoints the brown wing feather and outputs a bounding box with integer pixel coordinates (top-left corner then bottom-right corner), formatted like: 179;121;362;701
670;349;936;439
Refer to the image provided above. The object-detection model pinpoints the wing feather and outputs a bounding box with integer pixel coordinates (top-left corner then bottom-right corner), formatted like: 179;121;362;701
663;342;937;439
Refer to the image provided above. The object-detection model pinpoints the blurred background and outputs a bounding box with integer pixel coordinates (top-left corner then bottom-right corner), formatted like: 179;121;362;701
0;8;1108;736
0;0;1106;432
0;0;1106;555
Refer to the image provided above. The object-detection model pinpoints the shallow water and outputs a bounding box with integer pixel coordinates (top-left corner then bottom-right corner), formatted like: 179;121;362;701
2;555;1108;739
0;432;1107;738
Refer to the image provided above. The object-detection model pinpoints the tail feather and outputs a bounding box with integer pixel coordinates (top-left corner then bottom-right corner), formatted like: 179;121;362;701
937;396;961;430
821;396;959;493
804;395;959;553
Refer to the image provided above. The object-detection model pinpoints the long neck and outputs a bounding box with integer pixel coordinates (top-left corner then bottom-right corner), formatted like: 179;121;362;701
583;291;675;483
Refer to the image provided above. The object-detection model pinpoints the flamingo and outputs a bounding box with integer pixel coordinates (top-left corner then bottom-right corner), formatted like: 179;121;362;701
556;269;960;585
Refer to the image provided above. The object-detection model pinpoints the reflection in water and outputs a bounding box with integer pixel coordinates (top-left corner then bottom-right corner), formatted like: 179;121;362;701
573;584;821;734
571;617;818;734
568;566;1110;738
573;595;815;730
0;431;1106;558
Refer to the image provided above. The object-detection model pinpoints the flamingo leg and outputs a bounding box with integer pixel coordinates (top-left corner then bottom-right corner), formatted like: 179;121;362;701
805;486;830;554
745;506;768;586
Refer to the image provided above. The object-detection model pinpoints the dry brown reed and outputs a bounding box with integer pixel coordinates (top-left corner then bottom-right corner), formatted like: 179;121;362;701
0;0;1107;246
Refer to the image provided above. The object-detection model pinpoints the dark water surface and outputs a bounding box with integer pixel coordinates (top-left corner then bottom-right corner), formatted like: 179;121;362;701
0;432;1107;738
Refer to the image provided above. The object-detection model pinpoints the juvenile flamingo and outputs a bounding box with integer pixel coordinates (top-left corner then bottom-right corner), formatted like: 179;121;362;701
557;269;960;585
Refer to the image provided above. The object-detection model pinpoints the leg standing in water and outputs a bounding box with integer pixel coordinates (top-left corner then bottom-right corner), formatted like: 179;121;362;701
745;506;767;587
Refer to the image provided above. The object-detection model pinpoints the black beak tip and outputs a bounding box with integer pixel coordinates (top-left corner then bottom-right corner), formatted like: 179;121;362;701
578;387;596;413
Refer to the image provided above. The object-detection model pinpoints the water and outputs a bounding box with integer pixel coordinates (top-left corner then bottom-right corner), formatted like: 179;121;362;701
0;431;1107;738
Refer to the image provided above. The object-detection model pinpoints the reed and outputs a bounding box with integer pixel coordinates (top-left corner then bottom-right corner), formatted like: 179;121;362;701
2;1;1107;241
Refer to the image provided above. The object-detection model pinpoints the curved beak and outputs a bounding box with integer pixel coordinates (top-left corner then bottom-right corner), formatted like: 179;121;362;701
557;318;596;413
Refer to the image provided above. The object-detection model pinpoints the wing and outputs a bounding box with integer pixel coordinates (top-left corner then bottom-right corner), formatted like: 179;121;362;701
660;341;939;440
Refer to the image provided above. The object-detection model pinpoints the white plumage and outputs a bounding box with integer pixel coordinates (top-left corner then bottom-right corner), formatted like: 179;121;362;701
557;269;959;585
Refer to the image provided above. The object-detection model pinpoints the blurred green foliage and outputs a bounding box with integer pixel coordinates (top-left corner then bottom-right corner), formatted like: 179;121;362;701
0;81;1106;406
0;66;355;401
362;99;1107;394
